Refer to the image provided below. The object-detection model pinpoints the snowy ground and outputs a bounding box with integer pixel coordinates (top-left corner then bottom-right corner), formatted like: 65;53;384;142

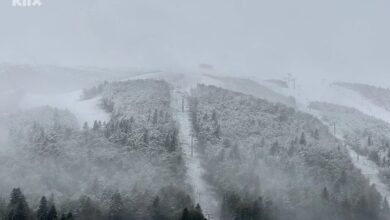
262;78;390;123
19;90;109;126
122;71;225;93
171;88;220;220
347;145;390;199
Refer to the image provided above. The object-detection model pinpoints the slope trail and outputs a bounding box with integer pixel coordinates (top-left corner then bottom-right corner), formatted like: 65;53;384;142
171;88;220;220
321;123;390;200
346;144;390;199
274;80;390;201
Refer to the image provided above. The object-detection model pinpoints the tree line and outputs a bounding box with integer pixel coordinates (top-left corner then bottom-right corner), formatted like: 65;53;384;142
1;188;209;220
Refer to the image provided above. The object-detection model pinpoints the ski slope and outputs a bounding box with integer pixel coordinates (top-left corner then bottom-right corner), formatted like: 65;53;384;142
171;88;220;220
124;71;390;204
263;77;390;123
263;77;390;200
20;90;109;126
347;145;390;199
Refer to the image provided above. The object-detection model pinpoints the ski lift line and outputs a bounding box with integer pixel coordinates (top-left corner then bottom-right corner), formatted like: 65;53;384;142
335;126;390;199
172;88;221;220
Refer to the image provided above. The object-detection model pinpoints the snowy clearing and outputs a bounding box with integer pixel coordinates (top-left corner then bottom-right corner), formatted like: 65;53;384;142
263;77;390;123
19;90;109;126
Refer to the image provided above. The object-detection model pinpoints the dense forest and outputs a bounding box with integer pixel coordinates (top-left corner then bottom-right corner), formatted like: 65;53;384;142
0;80;207;220
1;0;389;218
188;85;390;220
309;102;390;189
0;187;207;220
1;80;390;220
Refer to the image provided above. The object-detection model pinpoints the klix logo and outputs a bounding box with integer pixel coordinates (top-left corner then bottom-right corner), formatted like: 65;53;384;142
12;0;42;7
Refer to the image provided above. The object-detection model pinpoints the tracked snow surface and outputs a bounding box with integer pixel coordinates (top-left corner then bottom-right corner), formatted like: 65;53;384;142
171;87;220;220
346;145;390;199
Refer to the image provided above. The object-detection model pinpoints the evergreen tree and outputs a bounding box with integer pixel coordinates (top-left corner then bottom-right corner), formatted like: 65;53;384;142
321;187;329;201
355;195;369;219
368;136;373;146
214;124;221;139
152;109;158;125
341;198;352;220
37;196;48;220
269;141;279;155
369;150;380;165
314;129;319;140
7;188;29;220
143;129;149;145
230;144;241;161
180;208;189;220
77;197;102;220
164;128;178;152
93;121;101;131
150;196;165;220
66;213;74;220
263;200;276;220
83;122;89;130
47;205;58;220
221;193;240;220
195;204;201;212
235;201;252;220
60;212;74;220
211;110;217;121
299;132;307;146
179;206;206;220
108;192;124;220
383;197;390;213
48;194;55;208
164;133;171;151
382;197;390;220
252;197;263;220
0;197;6;220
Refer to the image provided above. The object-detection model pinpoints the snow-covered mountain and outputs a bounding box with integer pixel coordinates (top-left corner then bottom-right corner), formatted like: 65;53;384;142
260;75;390;123
260;75;390;212
1;70;390;220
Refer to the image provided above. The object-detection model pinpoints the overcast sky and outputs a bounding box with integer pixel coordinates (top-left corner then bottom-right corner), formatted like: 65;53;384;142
0;0;389;83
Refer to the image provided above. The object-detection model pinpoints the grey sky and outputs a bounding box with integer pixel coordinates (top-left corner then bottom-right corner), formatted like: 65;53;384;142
0;0;389;83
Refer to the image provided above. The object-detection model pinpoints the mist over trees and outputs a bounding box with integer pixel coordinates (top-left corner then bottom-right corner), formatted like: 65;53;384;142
0;79;389;220
1;0;390;218
0;80;204;220
188;85;390;220
310;101;390;191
